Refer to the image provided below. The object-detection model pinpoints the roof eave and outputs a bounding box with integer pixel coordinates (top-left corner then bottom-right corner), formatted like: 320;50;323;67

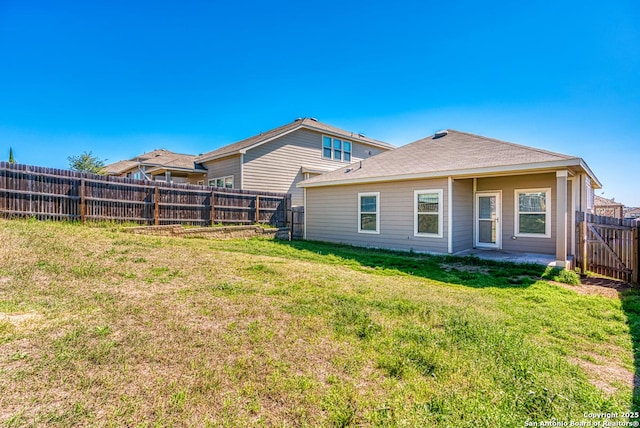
298;158;589;188
145;166;207;174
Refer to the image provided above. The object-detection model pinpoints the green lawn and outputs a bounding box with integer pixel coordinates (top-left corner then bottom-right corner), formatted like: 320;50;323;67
0;219;639;427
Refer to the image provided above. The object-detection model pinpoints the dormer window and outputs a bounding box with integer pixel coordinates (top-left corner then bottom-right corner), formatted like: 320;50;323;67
322;136;352;162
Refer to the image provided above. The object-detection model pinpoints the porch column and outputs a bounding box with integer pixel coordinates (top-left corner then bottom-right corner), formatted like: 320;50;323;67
556;170;569;267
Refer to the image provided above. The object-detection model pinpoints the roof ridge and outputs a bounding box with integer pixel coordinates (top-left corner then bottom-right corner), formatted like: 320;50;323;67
446;129;576;160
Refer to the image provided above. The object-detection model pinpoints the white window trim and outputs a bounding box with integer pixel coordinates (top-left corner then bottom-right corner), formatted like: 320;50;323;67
514;188;552;238
358;192;380;234
209;175;234;189
322;135;353;162
414;189;444;238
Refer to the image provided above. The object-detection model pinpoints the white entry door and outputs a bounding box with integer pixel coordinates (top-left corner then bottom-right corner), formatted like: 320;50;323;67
476;192;501;248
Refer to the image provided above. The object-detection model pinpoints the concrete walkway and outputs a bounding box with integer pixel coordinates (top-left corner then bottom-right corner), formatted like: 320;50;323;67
454;249;560;266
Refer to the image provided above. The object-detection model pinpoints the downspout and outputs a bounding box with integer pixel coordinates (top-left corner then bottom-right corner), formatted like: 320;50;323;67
473;178;477;248
303;187;307;240
137;164;152;181
240;152;245;189
448;176;453;254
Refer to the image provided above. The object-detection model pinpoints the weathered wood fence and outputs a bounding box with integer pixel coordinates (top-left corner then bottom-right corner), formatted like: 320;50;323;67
291;206;304;240
0;162;290;227
575;211;639;284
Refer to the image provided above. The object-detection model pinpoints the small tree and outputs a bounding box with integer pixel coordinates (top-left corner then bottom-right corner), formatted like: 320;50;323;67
68;151;107;174
8;147;15;163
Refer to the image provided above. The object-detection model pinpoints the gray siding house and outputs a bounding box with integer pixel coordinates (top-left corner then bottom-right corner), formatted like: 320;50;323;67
195;118;394;206
299;130;601;267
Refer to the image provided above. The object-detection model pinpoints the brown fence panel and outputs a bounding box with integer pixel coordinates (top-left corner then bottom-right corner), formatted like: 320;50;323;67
0;162;289;227
576;211;638;284
291;206;304;239
0;163;81;220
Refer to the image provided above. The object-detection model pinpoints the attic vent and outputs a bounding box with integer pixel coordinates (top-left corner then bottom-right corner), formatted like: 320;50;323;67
294;117;302;122
358;133;365;138
434;130;449;139
309;117;318;122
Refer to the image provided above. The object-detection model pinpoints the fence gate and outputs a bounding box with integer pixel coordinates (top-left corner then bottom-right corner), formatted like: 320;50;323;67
576;212;639;284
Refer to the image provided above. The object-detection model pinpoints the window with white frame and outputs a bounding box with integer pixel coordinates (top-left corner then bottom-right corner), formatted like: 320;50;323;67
322;136;352;162
586;177;594;210
209;176;233;189
515;188;551;237
358;192;379;233
414;189;443;237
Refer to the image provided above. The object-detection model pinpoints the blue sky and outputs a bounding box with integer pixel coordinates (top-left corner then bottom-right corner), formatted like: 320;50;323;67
1;1;639;205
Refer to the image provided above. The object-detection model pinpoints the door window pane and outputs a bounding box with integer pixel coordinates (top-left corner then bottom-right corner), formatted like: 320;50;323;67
479;197;495;219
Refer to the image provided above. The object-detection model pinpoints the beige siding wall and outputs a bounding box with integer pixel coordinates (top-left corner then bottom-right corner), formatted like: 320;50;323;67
201;155;242;189
452;179;474;253
243;129;388;206
305;179;449;253
477;173;557;254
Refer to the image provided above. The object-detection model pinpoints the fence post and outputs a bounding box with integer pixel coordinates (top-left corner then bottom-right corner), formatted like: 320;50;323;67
154;186;160;226
210;190;216;226
582;212;588;275
255;195;260;224
80;178;86;224
285;194;292;228
634;226;639;285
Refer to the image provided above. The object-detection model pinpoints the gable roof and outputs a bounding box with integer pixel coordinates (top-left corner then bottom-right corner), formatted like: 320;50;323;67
104;149;205;175
298;130;601;188
195;118;394;163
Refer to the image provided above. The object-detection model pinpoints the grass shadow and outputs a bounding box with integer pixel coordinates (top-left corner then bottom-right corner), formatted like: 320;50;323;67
615;282;640;411
267;239;555;289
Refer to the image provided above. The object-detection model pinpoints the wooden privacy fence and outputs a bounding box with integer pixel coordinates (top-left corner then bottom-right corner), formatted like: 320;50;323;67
575;211;639;284
291;206;304;240
0;162;290;227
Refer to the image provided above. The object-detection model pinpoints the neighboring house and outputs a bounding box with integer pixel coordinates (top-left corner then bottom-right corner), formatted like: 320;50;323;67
625;207;640;220
195;118;394;206
104;149;207;184
594;195;624;219
298;130;601;268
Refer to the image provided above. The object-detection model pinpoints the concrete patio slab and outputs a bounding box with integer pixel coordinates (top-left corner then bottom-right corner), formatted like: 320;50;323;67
454;249;563;267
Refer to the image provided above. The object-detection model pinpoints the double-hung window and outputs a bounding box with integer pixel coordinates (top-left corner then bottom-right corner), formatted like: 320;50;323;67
209;176;234;189
322;136;352;162
414;190;443;237
358;192;379;234
514;188;551;237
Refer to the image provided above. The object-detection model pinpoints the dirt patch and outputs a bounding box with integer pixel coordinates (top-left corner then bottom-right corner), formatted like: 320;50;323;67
0;312;42;324
570;355;635;395
551;276;633;299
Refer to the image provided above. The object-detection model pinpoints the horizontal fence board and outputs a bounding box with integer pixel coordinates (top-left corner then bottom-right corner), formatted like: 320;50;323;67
0;162;290;228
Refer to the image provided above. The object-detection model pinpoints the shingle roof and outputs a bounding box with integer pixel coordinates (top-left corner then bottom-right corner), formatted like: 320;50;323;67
104;149;204;174
299;130;600;187
594;195;623;207
195;118;394;162
104;160;139;174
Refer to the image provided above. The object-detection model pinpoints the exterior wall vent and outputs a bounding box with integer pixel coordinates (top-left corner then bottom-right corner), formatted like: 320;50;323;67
434;130;449;139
